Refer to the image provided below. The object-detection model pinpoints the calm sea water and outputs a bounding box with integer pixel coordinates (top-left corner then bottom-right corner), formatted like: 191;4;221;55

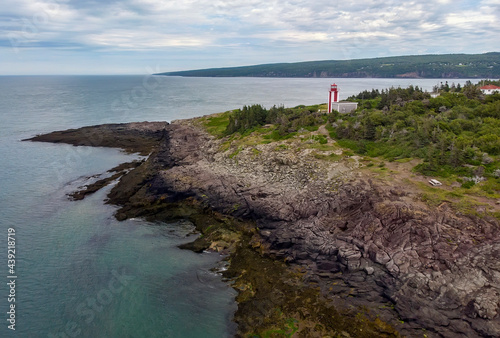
0;75;472;337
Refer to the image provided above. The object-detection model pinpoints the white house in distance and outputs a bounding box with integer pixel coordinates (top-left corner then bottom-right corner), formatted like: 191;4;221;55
328;84;358;114
480;84;500;95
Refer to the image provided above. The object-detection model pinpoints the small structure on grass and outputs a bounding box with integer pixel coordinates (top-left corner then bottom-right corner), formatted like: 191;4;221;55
429;179;442;186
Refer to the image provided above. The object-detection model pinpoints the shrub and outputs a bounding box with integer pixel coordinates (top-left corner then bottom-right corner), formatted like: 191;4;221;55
461;181;475;189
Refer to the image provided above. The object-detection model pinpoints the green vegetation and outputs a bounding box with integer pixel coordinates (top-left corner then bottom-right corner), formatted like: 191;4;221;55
158;53;500;78
225;104;324;138
336;82;500;180
334;81;500;202
198;81;500;217
200;81;500;210
200;111;232;135
201;104;330;150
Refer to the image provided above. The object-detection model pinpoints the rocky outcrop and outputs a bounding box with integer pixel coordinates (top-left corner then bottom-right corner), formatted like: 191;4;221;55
142;122;500;337
29;120;500;337
25;122;168;155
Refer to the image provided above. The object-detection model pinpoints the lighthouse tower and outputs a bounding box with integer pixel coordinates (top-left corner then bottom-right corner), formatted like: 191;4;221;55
328;84;339;113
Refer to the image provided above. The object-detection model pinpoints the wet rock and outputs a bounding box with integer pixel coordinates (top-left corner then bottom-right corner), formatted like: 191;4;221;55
317;261;342;273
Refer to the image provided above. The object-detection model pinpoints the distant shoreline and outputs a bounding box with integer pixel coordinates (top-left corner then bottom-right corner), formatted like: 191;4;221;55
157;74;490;79
157;52;500;79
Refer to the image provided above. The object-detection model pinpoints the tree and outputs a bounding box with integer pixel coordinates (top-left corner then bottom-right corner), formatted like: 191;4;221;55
363;117;376;140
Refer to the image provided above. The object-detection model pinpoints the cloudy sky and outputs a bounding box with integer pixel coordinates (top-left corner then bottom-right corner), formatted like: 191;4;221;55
1;0;499;75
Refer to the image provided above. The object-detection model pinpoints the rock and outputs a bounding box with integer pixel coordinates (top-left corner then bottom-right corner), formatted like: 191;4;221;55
473;289;499;320
33;120;500;338
364;266;375;275
317;261;342;273
369;247;391;265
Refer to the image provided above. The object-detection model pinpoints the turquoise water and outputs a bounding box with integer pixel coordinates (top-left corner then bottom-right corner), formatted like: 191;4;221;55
0;76;471;337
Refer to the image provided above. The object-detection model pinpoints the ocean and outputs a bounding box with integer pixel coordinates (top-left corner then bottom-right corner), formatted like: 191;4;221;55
0;75;471;337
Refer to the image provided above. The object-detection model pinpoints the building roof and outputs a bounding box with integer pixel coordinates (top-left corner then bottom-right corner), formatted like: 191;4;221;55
480;84;500;90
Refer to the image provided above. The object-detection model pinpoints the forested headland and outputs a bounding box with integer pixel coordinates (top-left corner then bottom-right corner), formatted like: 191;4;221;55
158;53;500;78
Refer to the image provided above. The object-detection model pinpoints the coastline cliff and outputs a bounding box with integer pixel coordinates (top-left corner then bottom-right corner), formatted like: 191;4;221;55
26;116;500;337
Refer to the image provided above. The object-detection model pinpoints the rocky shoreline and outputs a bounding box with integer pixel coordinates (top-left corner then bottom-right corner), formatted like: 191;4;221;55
27;119;500;337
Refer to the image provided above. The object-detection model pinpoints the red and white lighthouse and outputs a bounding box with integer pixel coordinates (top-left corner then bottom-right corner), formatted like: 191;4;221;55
328;84;339;113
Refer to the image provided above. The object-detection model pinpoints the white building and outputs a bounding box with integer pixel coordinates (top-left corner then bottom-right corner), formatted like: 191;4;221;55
480;85;500;95
330;102;358;114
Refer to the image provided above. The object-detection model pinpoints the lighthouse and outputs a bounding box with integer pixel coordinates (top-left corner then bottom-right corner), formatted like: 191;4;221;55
328;84;339;113
328;84;358;114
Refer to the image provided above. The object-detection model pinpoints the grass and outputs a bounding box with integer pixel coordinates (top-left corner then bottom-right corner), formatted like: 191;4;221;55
395;158;413;163
263;130;297;141
476;178;500;198
313;152;343;162
303;142;339;152
251;148;262;157
229;146;243;159
220;128;273;154
336;139;361;152
201;111;231;137
415;181;500;219
274;144;289;151
457;179;500;199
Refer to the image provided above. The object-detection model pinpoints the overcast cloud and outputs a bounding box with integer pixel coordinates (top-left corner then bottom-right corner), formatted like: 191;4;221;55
0;0;499;74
